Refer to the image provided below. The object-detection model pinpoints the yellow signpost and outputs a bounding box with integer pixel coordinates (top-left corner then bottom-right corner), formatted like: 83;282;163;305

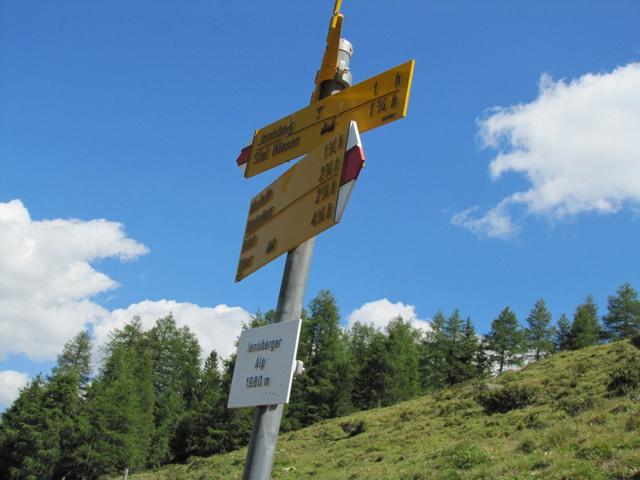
236;121;364;282
237;60;415;178
235;3;415;477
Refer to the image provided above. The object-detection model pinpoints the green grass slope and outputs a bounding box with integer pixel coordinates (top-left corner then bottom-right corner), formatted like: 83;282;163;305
124;341;640;480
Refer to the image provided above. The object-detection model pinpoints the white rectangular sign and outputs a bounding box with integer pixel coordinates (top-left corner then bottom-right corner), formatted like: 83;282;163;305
227;319;302;409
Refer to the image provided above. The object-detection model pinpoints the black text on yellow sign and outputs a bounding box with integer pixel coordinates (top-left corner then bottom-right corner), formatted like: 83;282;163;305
239;60;414;178
236;122;363;281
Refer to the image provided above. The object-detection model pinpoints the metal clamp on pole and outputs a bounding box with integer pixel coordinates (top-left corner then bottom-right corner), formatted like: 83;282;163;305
319;38;353;98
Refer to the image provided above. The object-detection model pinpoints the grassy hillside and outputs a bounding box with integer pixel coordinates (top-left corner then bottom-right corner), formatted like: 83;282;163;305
121;341;640;479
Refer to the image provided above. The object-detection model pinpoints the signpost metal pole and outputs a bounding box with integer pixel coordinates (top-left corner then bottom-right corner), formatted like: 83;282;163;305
240;241;314;480
241;34;353;480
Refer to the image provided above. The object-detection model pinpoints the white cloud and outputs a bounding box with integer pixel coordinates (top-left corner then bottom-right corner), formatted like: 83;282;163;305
0;200;253;365
454;62;640;238
0;370;29;406
0;199;148;361
346;298;430;332
93;300;251;362
451;201;517;240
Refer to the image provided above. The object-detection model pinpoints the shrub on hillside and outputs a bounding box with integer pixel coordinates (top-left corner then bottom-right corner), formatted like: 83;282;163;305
340;419;367;437
475;383;537;414
556;393;595;416
608;351;640;396
626;411;640;431
446;443;488;470
436;399;475;417
576;443;614;461
631;333;640;350
519;438;536;454
516;411;546;430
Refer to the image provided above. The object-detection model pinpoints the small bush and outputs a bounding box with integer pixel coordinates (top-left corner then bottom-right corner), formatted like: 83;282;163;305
443;416;463;428
401;472;427;480
575;359;593;376
397;409;414;423
576;443;613;461
519;438;536;454
436;399;475;417
626;411;640;431
631;333;640;349
531;459;551;470
476;383;537;414
446;443;488;470
523;411;545;429
543;425;575;449
588;413;608;425
610;403;632;414
484;418;500;427
608;352;640;396
614;341;627;354
340;419;367;437
556;394;595;416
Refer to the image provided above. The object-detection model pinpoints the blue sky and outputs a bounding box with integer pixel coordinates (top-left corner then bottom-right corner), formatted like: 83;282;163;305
1;0;639;408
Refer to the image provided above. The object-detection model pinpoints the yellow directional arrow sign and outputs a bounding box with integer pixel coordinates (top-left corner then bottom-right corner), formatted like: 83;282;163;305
237;60;414;178
236;121;365;282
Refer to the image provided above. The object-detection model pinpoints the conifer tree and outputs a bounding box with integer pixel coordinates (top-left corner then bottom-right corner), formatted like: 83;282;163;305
218;354;253;451
78;347;150;477
486;307;526;374
347;322;391;410
419;311;448;391
197;351;225;450
139;351;156;442
50;330;93;478
525;299;554;360
55;330;92;394
442;310;479;385
106;316;148;360
603;282;640;339
475;335;492;378
247;309;271;329
106;319;155;464
47;369;83;479
554;314;572;351
146;315;201;465
72;319;155;475
346;321;373;408
460;317;484;380
172;350;225;459
0;331;94;479
299;290;352;424
569;295;602;349
0;375;61;479
385;316;420;404
443;310;464;385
